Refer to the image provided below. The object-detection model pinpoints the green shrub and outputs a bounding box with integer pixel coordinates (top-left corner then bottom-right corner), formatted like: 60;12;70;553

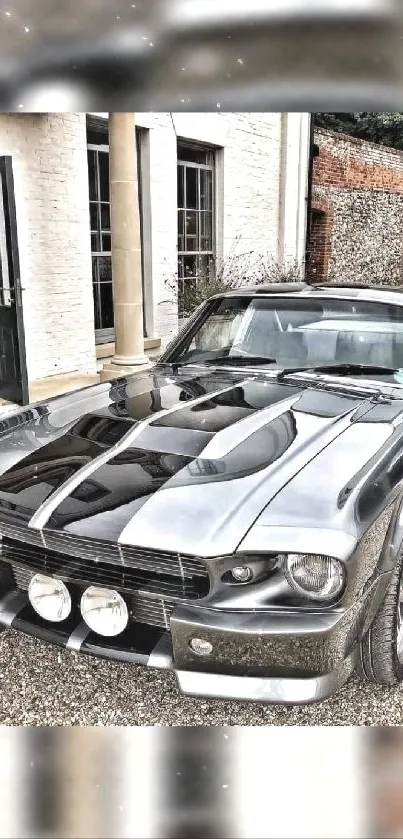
164;239;304;317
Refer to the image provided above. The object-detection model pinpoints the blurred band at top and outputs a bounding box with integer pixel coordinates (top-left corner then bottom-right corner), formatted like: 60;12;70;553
0;0;401;110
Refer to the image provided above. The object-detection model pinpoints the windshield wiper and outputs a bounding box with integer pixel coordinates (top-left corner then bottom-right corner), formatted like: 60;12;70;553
277;363;396;381
172;355;276;370
202;355;276;367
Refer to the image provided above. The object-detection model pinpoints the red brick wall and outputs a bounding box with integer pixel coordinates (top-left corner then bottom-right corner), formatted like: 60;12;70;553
313;133;403;193
309;128;403;284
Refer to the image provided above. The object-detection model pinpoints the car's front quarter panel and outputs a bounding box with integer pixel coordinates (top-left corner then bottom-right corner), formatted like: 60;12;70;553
185;398;403;690
166;505;399;697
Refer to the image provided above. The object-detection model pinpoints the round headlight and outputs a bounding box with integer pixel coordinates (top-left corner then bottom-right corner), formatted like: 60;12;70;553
28;573;71;622
80;586;129;637
285;554;345;601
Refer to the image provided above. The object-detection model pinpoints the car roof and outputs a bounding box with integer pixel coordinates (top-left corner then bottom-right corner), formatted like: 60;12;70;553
220;282;403;306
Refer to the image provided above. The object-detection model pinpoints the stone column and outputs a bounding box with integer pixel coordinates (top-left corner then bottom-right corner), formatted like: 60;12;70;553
101;113;149;381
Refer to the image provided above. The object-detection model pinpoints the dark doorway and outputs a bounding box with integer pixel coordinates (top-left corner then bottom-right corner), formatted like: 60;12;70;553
307;208;328;282
0;156;28;405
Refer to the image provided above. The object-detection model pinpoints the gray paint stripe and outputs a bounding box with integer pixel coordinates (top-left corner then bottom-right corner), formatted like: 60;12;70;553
66;621;91;651
29;380;248;532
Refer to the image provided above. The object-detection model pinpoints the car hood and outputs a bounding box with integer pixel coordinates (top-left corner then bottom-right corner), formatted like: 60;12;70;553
0;367;397;557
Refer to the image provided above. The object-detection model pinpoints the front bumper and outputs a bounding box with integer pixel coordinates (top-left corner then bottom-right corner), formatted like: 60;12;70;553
0;572;387;703
175;661;355;704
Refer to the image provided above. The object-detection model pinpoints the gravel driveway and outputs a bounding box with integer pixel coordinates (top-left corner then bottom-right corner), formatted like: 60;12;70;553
0;629;401;725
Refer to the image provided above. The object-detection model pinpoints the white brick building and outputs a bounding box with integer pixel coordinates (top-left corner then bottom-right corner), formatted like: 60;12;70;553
0;112;311;403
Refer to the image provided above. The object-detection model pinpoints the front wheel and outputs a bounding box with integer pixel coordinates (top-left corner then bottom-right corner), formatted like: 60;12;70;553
359;549;403;685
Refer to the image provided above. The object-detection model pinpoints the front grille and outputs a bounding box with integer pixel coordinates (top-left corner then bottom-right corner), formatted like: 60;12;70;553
0;520;210;631
0;538;208;600
11;562;176;630
0;517;207;579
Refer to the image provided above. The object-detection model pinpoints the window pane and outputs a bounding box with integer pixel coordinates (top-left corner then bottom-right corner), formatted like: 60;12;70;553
185;166;198;209
100;281;114;329
178;256;185;279
100;203;110;230
185;211;197;237
186;236;198;252
102;233;111;252
87;123;108;145
177;165;184;208
178;143;212;165
90;202;98;231
99;152;110;202
93;298;101;331
199;255;215;278
200;212;212;241
91;256;98;283
178;209;185;241
87;150;97;201
98;255;112;284
92;257;101;330
183;255;197;277
91;232;100;252
200;169;213;211
93;255;114;331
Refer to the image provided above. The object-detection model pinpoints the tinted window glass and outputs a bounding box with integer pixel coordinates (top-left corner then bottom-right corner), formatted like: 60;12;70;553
171;296;403;376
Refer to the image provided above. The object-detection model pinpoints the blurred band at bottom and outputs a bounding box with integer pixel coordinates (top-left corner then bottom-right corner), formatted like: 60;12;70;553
0;726;373;838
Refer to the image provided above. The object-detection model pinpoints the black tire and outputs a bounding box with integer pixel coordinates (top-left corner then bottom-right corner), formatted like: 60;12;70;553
359;549;403;685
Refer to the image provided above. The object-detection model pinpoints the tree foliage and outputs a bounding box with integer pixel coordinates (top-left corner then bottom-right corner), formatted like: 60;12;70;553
315;113;403;150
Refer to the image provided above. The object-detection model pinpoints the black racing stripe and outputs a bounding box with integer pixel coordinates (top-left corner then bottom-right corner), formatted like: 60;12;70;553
10;605;163;666
11;602;79;645
81;623;161;662
359;399;403;423
110;374;231;421
0;412;138;524
292;389;364;418
133;425;214;457
151;380;300;432
0;375;246;525
45;448;193;536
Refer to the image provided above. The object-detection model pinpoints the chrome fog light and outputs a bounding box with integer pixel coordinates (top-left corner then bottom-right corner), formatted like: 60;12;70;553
80;586;129;637
28;573;71;622
285;554;345;601
231;565;253;583
189;638;213;656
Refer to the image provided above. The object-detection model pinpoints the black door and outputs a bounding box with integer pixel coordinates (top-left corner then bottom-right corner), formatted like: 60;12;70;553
0;156;28;405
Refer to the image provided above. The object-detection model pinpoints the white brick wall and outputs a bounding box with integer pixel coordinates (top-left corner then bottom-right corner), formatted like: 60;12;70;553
0;113;96;381
217;112;281;261
0;111;310;381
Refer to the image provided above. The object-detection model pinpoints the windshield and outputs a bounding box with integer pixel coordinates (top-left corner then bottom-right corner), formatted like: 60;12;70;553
170;295;403;380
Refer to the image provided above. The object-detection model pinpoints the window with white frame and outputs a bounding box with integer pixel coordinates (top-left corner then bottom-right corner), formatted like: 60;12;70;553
177;141;215;314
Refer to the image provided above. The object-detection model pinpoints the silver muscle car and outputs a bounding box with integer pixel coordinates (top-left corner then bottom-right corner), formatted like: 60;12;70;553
2;281;403;704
